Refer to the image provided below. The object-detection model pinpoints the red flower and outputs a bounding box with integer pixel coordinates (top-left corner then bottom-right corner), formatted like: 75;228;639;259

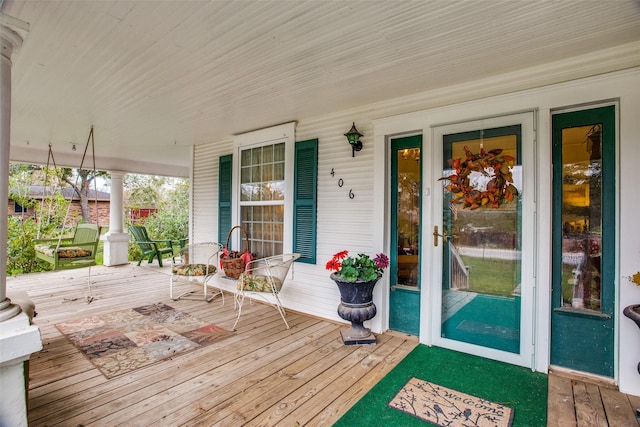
325;259;342;272
334;250;349;260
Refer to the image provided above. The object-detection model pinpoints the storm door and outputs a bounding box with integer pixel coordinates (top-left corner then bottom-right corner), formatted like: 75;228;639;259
431;112;535;368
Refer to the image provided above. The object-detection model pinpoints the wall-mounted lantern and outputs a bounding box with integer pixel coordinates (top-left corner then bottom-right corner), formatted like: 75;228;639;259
344;122;363;157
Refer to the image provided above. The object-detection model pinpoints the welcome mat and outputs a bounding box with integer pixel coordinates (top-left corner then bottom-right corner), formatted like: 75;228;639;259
56;302;232;379
389;377;514;427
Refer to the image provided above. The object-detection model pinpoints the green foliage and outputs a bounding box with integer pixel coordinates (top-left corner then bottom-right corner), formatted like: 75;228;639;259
124;174;166;210
339;255;378;282
139;180;189;241
7;217;48;275
125;177;189;261
9;163;37;211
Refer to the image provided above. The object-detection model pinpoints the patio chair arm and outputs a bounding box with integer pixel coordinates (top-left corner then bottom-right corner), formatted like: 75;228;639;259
243;253;301;276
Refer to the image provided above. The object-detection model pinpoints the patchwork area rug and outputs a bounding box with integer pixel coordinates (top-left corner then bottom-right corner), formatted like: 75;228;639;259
56;302;231;379
389;377;514;427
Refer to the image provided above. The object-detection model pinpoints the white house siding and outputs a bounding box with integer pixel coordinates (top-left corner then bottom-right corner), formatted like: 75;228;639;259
191;139;232;243
191;45;640;395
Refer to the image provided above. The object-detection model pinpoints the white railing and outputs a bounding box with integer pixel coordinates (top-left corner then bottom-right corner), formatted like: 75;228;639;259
449;244;469;290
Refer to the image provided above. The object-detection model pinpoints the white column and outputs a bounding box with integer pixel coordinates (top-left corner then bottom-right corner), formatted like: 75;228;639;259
102;170;129;266
0;14;42;427
0;15;21;322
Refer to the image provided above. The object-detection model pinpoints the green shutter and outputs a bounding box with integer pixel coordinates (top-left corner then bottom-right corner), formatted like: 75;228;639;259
293;139;318;264
218;154;233;243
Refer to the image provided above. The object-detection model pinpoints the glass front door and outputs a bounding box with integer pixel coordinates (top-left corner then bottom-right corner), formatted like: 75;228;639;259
439;126;522;353
431;112;534;367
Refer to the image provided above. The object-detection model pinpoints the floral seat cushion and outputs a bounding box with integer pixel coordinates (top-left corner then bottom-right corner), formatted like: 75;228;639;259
34;244;92;258
237;274;283;292
172;263;216;276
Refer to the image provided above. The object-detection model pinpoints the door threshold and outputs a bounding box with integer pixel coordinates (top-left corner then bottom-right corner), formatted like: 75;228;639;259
385;330;419;341
549;365;617;389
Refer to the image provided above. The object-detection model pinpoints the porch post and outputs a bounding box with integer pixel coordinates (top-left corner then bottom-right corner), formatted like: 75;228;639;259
0;14;22;321
102;170;129;266
0;14;43;427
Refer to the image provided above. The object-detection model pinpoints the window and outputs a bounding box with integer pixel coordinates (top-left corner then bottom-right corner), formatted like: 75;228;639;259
239;143;286;257
218;123;317;262
14;201;27;214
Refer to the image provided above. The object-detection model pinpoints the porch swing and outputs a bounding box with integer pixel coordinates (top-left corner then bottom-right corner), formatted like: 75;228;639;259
32;127;102;301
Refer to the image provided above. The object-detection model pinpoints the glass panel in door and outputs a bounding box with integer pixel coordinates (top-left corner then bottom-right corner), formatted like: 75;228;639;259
389;135;421;335
550;105;615;377
440;126;522;354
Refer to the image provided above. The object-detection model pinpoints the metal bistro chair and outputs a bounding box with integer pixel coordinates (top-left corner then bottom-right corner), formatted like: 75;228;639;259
170;242;224;303
233;253;300;331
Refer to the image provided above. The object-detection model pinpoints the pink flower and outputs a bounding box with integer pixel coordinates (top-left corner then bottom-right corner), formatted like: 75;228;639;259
374;253;389;269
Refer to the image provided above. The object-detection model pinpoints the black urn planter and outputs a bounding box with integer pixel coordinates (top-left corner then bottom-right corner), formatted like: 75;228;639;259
331;273;380;346
623;304;640;374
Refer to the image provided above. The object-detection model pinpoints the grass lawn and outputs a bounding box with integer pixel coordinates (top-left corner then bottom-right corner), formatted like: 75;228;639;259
461;256;520;297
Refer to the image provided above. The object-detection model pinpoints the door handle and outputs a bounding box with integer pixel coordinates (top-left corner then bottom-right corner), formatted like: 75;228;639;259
433;225;456;246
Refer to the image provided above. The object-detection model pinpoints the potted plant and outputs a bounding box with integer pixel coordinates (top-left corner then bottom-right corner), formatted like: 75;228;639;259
326;251;389;345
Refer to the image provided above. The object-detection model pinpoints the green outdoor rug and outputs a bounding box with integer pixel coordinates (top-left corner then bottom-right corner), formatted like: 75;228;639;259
334;345;547;427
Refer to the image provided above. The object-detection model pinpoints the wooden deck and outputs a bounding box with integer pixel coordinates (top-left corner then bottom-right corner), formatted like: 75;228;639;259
6;263;640;426
8;263;418;426
547;371;640;427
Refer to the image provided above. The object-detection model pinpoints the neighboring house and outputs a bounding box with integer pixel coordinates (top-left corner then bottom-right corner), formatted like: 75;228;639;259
7;185;111;226
129;208;158;224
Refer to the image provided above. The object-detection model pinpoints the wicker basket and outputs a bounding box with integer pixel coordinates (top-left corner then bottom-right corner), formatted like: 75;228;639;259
221;225;251;279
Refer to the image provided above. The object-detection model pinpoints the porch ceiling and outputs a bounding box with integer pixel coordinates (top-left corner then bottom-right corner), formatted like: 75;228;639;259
3;0;640;177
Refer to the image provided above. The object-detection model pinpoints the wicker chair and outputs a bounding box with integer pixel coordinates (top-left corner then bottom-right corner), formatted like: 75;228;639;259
232;253;300;330
170;242;223;303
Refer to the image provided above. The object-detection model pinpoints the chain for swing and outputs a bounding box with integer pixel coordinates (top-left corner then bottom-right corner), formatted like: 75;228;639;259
36;143;58;239
38;126;100;251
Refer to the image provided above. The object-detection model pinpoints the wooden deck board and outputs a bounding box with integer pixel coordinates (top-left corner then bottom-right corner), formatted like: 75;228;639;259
547;374;578;427
7;263;640;426
600;386;640;427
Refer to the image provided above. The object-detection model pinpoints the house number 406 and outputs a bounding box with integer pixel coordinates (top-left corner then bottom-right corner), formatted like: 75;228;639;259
330;169;355;199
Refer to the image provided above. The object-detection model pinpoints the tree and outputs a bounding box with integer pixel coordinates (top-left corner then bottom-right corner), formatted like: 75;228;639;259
124;174;166;210
58;167;110;223
143;178;189;240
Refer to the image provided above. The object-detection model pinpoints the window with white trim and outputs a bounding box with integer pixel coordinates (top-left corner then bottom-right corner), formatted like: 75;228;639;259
220;122;317;262
239;142;285;257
